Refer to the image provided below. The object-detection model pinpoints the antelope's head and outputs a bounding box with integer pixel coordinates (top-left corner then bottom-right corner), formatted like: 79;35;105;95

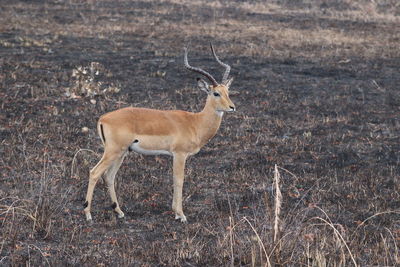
184;44;235;114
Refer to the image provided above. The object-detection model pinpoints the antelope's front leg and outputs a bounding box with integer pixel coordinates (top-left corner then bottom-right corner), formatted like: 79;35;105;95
172;153;188;223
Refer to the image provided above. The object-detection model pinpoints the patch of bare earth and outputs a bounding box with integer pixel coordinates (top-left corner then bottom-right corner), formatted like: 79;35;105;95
0;0;399;266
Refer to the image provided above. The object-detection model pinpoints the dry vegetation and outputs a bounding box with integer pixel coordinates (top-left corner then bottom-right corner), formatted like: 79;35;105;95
1;0;399;266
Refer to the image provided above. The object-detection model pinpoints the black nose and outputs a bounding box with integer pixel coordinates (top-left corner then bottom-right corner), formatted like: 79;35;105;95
229;105;235;111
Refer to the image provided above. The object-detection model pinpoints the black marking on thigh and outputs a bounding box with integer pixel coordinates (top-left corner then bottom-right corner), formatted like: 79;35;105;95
100;124;106;144
111;202;117;210
83;201;88;209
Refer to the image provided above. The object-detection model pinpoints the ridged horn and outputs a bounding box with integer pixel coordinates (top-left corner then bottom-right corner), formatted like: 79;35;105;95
184;47;218;87
210;43;231;83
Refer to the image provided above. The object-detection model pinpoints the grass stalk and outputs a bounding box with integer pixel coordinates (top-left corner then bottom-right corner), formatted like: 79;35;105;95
312;216;358;267
273;164;282;264
242;217;271;267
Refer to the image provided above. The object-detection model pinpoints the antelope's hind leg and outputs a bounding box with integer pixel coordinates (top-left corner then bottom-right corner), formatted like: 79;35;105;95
84;149;123;221
104;152;127;219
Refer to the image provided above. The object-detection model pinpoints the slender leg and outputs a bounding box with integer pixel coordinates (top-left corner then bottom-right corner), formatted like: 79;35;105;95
172;152;188;223
84;150;120;221
104;153;126;218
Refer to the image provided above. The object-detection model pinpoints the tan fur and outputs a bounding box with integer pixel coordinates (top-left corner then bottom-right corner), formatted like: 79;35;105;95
84;84;235;222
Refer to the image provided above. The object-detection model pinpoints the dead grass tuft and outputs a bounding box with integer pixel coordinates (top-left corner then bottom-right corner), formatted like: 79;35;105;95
66;62;120;99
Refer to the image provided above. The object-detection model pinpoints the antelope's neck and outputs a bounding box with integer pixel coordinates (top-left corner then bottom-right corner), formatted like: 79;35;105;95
196;97;223;147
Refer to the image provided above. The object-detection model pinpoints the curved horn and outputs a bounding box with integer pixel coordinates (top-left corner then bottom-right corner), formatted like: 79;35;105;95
210;43;231;83
184;47;218;87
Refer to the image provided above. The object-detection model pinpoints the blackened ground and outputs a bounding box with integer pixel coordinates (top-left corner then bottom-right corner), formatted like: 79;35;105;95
0;0;399;266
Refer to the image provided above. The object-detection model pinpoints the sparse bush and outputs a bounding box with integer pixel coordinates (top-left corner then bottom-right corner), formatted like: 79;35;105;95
66;62;120;98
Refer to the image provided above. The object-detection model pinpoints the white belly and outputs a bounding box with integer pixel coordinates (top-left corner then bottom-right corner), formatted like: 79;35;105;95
129;142;172;156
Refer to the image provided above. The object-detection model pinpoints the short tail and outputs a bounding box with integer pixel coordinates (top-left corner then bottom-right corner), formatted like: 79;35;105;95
97;122;106;146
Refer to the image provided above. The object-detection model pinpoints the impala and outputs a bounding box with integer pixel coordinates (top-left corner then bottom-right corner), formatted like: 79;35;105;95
84;44;235;222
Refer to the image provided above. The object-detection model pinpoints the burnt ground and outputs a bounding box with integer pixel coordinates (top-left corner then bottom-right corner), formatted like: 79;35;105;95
0;0;399;266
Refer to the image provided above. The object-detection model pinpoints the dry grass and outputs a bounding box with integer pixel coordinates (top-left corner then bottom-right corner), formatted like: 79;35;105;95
0;0;399;266
2;0;399;61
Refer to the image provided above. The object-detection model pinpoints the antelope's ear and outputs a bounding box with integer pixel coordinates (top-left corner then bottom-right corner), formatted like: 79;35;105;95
224;77;234;88
197;78;211;93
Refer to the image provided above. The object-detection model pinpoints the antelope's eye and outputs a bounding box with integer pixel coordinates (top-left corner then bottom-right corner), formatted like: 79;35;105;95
213;92;220;97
